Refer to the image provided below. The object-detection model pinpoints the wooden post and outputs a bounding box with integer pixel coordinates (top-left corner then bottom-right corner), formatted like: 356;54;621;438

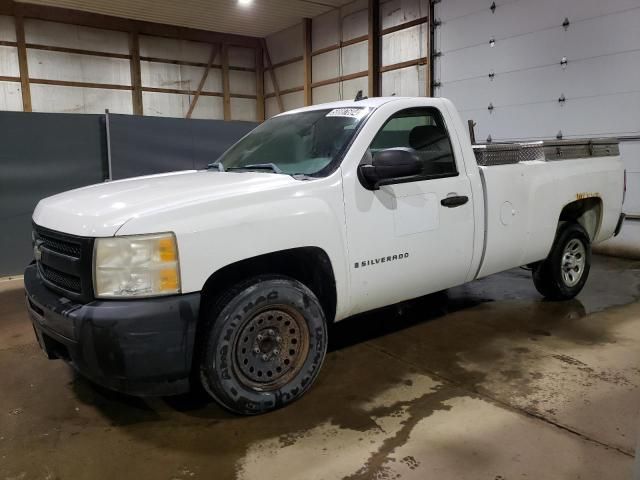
303;18;312;106
14;13;31;112
129;32;143;115
368;0;380;97
255;44;265;121
222;44;231;120
261;38;283;113
186;44;218;118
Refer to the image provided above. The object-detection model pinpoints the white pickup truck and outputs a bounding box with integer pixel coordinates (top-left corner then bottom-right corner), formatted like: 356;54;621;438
25;97;626;414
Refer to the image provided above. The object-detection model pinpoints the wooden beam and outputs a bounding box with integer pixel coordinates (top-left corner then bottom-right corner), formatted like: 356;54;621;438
264;86;303;99
261;38;283;113
1;0;259;48
14;13;31;111
255;44;265;121
311;35;367;57
129;32;143;115
368;0;380;97
380;16;428;36
303;18;312;106
30;78;131;90
267;55;303;70
380;57;427;73
27;43;130;59
222;44;231;120
311;70;368;89
186;44;219;119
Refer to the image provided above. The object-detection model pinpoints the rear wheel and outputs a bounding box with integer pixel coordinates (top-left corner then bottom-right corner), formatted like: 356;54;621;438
532;222;591;300
199;275;327;415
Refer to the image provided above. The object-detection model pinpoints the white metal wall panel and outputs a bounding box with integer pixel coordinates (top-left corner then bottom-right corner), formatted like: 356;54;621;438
141;61;223;92
342;42;368;75
0;81;22;111
31;84;133;114
139;36;212;64
265;91;303;118
342;5;368;41
0;15;15;42
382;64;427;97
0;45;19;77
229;70;256;95
381;0;428;29
230;97;257;122
312;9;340;51
312;50;340;83
228;47;255;69
25;19;128;54
190;96;224;120
28;50;131;85
381;24;427;66
313;83;341;104
142;91;223;119
273;60;303;91
342;76;368;100
265;24;303;65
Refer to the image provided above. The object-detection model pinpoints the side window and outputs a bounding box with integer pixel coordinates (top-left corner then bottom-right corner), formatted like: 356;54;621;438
369;108;457;177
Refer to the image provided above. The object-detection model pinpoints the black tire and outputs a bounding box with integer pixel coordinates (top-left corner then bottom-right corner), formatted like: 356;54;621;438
199;275;327;415
532;222;591;300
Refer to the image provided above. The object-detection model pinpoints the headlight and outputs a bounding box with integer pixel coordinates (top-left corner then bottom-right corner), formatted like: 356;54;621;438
94;233;181;298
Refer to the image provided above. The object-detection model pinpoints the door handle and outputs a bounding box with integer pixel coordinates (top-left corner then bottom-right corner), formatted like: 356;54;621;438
440;195;469;208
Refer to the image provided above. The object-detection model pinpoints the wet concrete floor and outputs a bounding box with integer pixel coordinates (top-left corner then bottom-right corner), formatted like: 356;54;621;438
1;255;640;479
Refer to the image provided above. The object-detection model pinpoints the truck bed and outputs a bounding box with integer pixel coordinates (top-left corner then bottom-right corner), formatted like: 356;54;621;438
472;138;623;280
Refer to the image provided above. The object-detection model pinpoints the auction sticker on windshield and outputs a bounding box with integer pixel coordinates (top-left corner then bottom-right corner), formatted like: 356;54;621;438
326;107;369;118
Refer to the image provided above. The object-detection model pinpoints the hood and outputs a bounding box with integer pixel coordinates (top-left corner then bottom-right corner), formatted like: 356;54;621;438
33;170;298;237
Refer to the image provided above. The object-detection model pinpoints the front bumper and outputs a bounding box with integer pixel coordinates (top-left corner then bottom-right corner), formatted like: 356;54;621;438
24;264;200;396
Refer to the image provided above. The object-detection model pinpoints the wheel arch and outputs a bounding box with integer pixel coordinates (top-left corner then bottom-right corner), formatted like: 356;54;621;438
558;197;603;242
199;246;337;325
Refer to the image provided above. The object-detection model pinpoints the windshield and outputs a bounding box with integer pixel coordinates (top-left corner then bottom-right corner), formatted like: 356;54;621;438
216;107;370;176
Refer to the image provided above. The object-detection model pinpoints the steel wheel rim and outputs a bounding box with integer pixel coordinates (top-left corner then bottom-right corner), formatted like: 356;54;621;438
233;305;309;391
561;238;586;287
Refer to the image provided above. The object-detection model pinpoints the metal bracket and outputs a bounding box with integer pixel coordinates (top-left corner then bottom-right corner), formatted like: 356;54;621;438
433;51;443;58
489;37;496;47
556;130;563;139
560;56;568;68
558;94;566;104
432;19;442;28
490;1;496;13
487;134;493;143
562;17;570;30
488;72;495;80
432;81;442;88
488;102;494;112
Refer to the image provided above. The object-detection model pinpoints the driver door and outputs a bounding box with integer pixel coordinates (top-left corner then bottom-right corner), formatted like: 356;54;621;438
342;106;475;315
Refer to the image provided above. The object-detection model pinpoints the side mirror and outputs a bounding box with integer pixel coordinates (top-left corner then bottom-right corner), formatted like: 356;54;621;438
358;148;421;190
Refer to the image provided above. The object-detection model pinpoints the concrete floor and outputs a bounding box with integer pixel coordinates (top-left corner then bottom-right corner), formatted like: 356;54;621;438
1;256;640;480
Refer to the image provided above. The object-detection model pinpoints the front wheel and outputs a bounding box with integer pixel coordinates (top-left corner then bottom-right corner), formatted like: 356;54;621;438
199;275;327;415
532;222;591;300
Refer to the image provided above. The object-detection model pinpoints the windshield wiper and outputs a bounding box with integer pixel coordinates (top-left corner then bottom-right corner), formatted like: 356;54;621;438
226;163;283;174
207;161;225;172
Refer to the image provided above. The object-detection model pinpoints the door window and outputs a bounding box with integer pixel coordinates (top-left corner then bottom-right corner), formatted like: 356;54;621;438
369;108;457;178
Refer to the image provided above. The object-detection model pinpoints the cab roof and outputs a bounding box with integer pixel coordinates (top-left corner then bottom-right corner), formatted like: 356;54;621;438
278;96;411;116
